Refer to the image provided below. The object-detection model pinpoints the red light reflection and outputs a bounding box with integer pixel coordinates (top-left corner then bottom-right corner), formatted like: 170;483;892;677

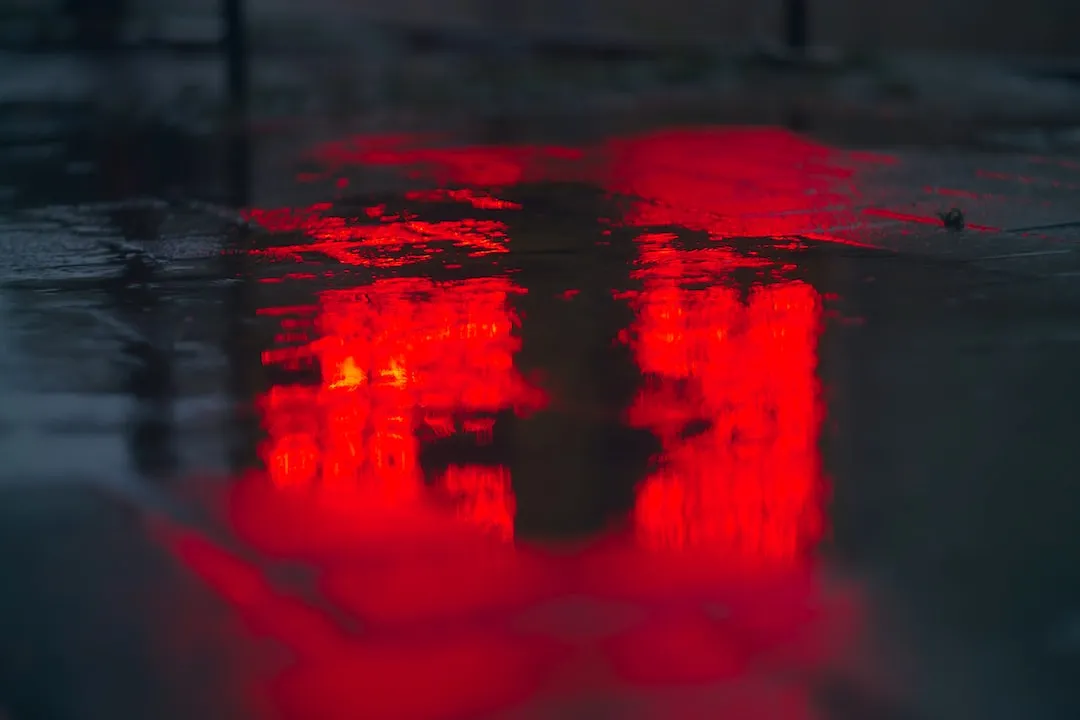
403;188;523;210
602;128;884;245
162;272;570;718
242;205;509;268
624;231;825;565
155;128;867;720
257;276;543;536
310;136;586;187
441;465;515;540
305;128;899;247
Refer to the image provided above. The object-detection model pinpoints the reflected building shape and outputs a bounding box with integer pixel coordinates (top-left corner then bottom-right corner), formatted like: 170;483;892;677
626;263;825;561
242;162;542;543
589;130;833;565
153;128;865;720
249;128;840;555
257;275;543;535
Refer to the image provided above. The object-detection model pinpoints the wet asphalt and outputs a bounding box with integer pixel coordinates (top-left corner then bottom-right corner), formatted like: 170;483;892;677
1;96;1080;720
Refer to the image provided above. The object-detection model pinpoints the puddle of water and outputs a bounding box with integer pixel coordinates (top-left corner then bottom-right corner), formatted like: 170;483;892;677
5;125;1080;720
133;127;888;720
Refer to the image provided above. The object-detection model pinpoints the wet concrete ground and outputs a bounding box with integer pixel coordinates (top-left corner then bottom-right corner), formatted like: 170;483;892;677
1;104;1080;720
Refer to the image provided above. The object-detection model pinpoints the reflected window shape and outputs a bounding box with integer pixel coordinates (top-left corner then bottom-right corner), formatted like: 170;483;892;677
441;465;515;540
625;236;825;564
257;277;543;533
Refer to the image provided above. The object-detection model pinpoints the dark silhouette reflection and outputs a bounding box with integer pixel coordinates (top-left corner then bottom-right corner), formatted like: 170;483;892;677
500;183;660;539
223;0;250;106
784;0;808;53
220;86;260;474
105;204;178;480
222;224;262;475
124;333;176;479
84;73;204;481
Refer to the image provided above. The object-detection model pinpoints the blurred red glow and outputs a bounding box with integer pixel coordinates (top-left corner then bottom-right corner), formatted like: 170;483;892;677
159;269;570;717
256;276;542;528
624;230;825;565
441;465;515;540
156;128;865;720
403;188;523;210
310;135;586;187
604;128;864;237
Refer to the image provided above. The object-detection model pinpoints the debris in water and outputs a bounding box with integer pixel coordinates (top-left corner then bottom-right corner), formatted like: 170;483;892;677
938;207;966;231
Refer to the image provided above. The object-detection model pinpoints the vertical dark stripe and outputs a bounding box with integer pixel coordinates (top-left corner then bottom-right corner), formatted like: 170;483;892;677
223;0;248;105
784;0;808;52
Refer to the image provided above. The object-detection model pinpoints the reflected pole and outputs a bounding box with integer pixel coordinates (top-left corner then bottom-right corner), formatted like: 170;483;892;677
503;188;659;539
223;0;248;104
784;0;808;53
221;0;250;205
221;0;256;474
783;0;809;132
